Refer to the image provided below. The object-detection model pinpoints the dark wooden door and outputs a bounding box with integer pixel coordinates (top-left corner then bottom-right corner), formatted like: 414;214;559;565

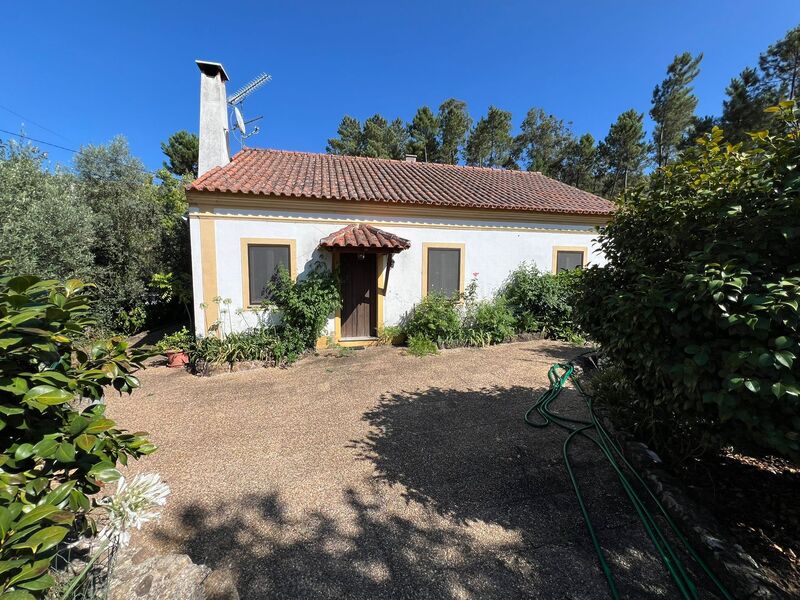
340;253;377;338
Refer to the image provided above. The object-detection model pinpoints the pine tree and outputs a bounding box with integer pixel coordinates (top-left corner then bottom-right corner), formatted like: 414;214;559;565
386;118;410;160
599;110;648;196
678;115;718;152
161;131;199;178
562;133;599;192
362;115;392;158
513;108;574;176
721;68;777;141
465;106;515;168
438;99;471;164
759;25;800;100
407;107;440;162
326;116;363;155
650;52;703;167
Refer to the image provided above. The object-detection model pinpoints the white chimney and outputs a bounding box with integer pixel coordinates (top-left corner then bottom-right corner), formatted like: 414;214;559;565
196;60;230;176
404;154;417;163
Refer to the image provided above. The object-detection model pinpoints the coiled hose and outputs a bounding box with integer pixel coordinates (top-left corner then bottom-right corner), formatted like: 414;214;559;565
524;357;733;600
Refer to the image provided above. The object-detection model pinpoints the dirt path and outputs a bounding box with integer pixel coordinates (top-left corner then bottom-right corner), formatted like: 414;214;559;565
108;340;717;599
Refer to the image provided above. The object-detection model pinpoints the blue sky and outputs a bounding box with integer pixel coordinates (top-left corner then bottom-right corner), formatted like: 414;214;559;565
3;1;798;172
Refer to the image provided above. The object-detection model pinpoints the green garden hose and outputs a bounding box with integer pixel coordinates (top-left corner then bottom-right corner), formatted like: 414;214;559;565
524;357;734;600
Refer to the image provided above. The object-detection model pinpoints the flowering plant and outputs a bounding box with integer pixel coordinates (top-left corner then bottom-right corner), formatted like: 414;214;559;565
99;473;171;545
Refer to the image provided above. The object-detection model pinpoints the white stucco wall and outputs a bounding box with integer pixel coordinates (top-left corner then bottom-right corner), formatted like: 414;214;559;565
189;205;605;336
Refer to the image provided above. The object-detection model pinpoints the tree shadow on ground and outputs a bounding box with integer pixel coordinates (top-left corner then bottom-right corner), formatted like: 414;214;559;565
153;383;703;599
155;487;556;599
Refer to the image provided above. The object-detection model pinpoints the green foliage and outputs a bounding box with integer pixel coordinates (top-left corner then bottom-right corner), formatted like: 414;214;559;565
377;325;403;346
502;263;583;341
326;115;363;156
407;107;440;162
406;334;439;357
0;143;95;282
190;326;297;367
721;68;778;143
437;99;471;164
265;263;341;353
466;106;516;168
598;109;649;197
578;103;800;461
155;326;194;353
160;130;199;178
401;293;462;347
650;52;703;167
0;272;154;596
759;25;800;100
462;297;516;346
513;108;575;176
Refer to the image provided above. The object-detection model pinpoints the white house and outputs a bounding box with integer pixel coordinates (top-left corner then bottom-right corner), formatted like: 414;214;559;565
187;61;614;346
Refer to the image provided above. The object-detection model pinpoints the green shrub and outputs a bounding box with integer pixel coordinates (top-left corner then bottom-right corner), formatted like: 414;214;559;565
377;325;404;345
155;326;194;353
265;262;341;352
501;263;582;340
407;334;439;356
463;297;516;346
0;272;154;596
401;293;461;347
189;326;298;367
578;102;800;461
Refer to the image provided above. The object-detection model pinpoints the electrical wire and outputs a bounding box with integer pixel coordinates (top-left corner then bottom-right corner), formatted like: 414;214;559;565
525;356;733;600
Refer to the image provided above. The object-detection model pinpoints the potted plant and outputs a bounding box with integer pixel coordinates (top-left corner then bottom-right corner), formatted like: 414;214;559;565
155;326;194;368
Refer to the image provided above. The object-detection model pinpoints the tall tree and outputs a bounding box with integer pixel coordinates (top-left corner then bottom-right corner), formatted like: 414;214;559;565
438;99;471;164
721;68;777;141
599;110;648;196
386;118;410;160
326;115;363;156
407;106;440;162
650;52;703;167
561;133;599;192
362;114;391;158
465;106;515;168
759;25;800;100
513;108;574;176
161;130;199;178
678;115;718;152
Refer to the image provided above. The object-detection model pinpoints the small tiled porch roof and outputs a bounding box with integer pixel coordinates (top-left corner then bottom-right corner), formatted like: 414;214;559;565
319;223;411;252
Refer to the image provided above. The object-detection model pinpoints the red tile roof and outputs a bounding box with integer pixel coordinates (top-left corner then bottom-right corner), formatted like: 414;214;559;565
319;223;411;252
189;149;614;216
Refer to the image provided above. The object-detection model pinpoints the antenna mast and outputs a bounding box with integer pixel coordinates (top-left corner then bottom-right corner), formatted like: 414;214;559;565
227;72;271;147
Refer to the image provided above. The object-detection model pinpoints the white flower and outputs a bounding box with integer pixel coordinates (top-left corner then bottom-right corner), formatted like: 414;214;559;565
98;473;170;546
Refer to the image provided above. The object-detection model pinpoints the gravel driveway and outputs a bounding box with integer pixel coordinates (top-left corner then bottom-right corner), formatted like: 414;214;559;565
108;340;715;599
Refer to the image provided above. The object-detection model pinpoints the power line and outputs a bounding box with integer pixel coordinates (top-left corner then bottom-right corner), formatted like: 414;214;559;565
0;128;78;153
0;103;75;144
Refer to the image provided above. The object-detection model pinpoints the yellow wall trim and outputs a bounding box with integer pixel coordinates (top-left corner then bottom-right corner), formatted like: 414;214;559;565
421;242;466;298
186;192;609;227
552;245;589;274
198;218;219;331
239;238;298;308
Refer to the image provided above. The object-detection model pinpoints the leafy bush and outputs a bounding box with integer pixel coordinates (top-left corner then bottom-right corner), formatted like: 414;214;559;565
463;297;516;346
155;326;194;353
501;263;583;340
265;263;341;352
578;102;800;461
377;325;404;346
189;326;298;367
0;272;154;597
406;334;439;356
401;293;462;347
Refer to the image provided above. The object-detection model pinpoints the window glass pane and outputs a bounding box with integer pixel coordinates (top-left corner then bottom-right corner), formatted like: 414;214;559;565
427;248;461;297
248;245;290;304
556;250;584;272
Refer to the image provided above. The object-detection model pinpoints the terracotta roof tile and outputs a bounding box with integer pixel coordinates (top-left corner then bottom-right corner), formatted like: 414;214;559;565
319;224;411;252
189;149;614;216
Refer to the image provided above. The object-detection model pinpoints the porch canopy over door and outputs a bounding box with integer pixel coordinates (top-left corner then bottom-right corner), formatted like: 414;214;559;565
319;224;410;340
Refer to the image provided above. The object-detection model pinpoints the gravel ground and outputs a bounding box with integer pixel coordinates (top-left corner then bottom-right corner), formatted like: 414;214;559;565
107;340;721;599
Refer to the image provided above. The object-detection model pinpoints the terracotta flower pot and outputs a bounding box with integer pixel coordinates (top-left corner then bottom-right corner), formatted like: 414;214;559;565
165;350;189;368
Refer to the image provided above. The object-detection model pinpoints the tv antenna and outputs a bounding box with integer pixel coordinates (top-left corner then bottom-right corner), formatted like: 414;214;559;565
227;72;271;146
